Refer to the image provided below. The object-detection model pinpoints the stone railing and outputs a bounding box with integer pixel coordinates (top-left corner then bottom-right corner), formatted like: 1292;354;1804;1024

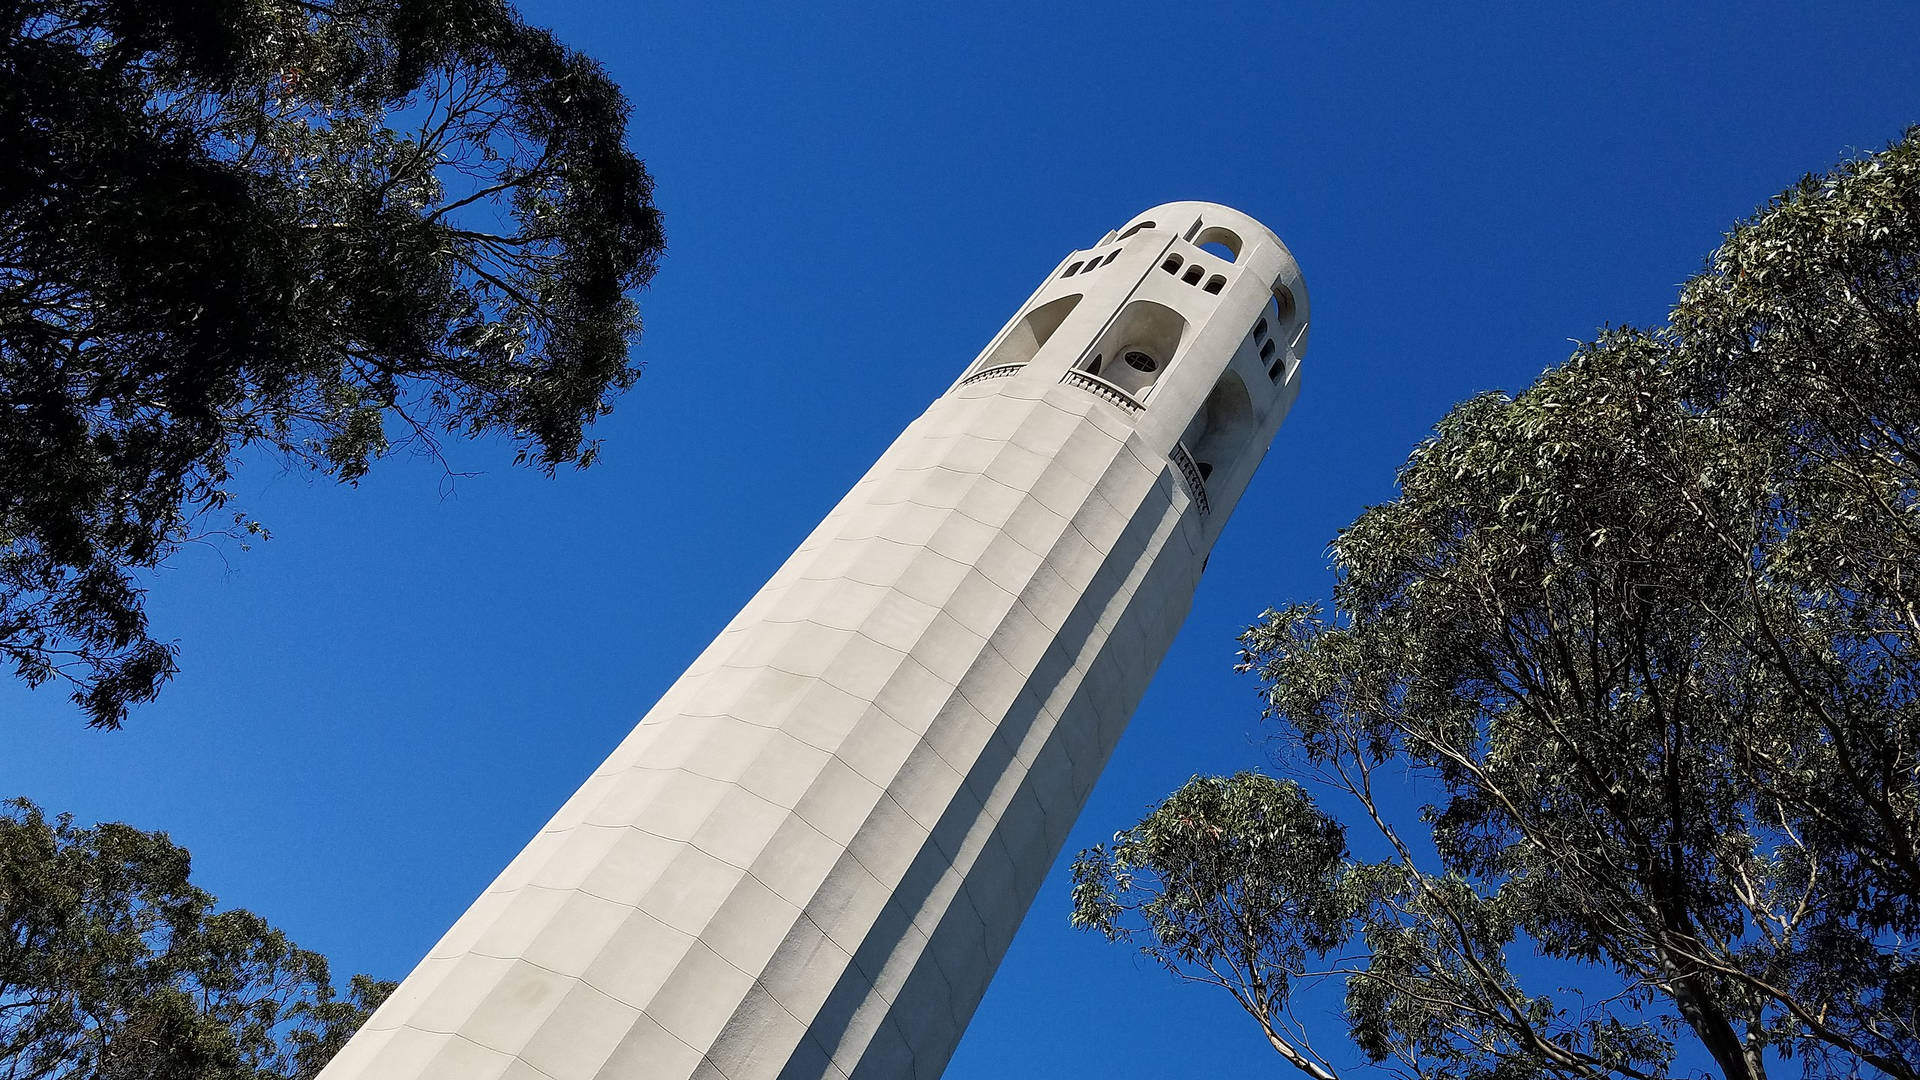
1169;441;1211;517
1060;369;1144;414
955;363;1024;389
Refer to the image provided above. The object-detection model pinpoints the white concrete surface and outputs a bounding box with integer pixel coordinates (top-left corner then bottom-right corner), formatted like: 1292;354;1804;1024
320;202;1309;1080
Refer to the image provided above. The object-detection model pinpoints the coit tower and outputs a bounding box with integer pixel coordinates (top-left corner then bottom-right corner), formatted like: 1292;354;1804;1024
321;202;1309;1080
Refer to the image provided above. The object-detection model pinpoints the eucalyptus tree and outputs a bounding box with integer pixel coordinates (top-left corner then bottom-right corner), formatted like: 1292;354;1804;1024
1075;129;1920;1080
0;798;393;1079
1;0;666;727
1070;772;1355;1080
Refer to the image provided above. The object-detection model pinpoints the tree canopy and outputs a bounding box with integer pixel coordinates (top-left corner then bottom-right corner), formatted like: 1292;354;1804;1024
0;798;392;1079
1;0;666;726
1074;129;1920;1080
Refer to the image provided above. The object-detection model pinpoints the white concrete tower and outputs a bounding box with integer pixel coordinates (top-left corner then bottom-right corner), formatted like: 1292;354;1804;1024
320;202;1310;1080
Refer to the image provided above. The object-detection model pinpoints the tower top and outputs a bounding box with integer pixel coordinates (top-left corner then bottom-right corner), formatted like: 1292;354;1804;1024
1100;201;1311;361
1112;201;1287;254
951;201;1309;542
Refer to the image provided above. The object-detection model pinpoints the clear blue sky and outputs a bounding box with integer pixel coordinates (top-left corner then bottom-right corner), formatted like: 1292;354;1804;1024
7;2;1919;1076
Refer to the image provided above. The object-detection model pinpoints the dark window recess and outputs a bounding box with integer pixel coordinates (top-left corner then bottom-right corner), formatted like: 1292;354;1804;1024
1198;461;1214;481
1085;354;1103;376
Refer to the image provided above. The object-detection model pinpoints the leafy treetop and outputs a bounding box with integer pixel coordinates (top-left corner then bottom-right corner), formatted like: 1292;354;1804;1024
1;0;666;726
0;797;394;1079
1076;128;1920;1080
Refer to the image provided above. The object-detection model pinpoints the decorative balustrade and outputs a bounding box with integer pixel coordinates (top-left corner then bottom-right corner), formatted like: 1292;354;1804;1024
956;363;1024;388
1169;441;1211;517
1060;369;1144;414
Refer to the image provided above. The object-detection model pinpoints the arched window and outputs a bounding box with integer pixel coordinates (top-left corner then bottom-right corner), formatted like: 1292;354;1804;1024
1084;300;1187;400
1103;250;1121;265
1252;317;1268;341
1193;226;1244;262
1118;220;1154;240
1203;275;1226;294
1264;337;1288;382
1161;254;1184;274
969;293;1082;374
1062;261;1083;277
1272;283;1297;323
1182;264;1204;286
1182;371;1254;489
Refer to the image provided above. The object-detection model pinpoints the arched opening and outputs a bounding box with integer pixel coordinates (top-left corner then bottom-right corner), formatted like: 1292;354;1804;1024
1252;317;1268;341
972;293;1081;373
1182;264;1204;286
1181;371;1255;485
1194;225;1244;262
1118;220;1154;240
1161;254;1184;275
1203;275;1226;294
1103;249;1121;265
1084;300;1187;400
1062;261;1083;277
1082;353;1103;377
1272;283;1297;323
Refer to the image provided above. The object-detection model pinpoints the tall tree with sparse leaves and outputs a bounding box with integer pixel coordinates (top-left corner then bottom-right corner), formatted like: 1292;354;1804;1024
0;798;394;1079
1;0;666;727
1075;129;1920;1080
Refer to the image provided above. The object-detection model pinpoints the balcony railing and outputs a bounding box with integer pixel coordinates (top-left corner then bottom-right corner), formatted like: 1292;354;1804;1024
1169;441;1211;517
956;363;1024;389
1060;369;1144;414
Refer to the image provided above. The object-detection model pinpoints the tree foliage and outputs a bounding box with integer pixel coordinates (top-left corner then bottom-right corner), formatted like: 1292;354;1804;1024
0;798;393;1079
1070;773;1357;1080
1076;129;1920;1080
1;0;666;726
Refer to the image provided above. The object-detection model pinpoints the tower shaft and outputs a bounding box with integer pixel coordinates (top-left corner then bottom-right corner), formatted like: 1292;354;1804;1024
320;202;1308;1080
